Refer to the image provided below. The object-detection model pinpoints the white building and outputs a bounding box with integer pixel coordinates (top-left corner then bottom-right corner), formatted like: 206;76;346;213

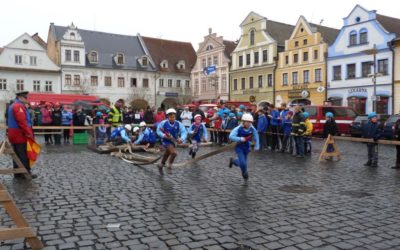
191;28;236;103
47;23;157;108
327;5;400;115
0;33;60;122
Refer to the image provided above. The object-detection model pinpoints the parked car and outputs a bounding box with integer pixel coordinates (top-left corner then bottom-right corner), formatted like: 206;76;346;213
302;105;358;135
349;115;368;137
382;114;400;139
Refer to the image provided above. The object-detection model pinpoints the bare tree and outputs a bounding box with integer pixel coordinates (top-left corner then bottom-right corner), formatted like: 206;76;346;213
127;86;151;108
75;76;94;95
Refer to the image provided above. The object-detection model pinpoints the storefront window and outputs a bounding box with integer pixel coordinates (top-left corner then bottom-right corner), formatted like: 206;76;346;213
347;97;366;115
328;97;342;106
376;96;389;114
291;99;311;106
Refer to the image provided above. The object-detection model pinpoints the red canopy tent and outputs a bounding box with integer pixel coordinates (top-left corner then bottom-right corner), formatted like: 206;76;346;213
27;93;101;106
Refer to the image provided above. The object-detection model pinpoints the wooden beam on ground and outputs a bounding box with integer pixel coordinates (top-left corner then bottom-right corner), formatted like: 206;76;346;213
333;136;400;146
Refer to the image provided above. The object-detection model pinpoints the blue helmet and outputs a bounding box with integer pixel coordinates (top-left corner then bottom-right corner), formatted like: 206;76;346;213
96;111;102;117
237;112;243;118
325;112;334;118
223;109;230;114
368;112;377;119
229;112;235;118
303;112;309;119
239;104;245;110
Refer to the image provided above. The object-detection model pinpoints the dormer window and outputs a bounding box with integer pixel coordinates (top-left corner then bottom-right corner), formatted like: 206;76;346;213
117;53;125;65
206;45;213;51
139;56;149;67
161;60;168;68
89;51;98;63
70;32;75;40
177;60;185;70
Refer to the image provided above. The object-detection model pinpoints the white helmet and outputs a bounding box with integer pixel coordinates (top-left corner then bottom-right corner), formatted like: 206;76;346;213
133;127;140;133
194;114;202;120
166;108;177;115
242;113;254;122
139;121;146;127
124;124;132;131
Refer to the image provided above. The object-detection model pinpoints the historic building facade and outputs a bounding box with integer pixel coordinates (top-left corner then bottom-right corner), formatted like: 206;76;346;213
275;16;339;107
327;5;400;115
141;36;196;109
0;33;60;122
230;12;293;106
392;38;400;114
47;23;157;108
191;28;236;103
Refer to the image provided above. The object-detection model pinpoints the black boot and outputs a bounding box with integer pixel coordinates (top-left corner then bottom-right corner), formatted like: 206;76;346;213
189;149;192;156
392;165;400;169
192;152;196;159
229;158;234;168
364;161;371;166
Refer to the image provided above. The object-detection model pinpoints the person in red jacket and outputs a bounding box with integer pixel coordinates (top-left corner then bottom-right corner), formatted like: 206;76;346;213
7;91;37;179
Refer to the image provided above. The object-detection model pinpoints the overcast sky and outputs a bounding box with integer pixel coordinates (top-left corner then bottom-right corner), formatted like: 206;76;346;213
1;0;399;50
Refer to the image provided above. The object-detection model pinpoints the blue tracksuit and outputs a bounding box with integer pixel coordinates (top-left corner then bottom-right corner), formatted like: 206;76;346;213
229;125;260;178
61;111;73;125
362;121;382;165
135;127;157;145
270;110;280;126
111;127;131;143
157;120;187;148
226;118;239;130
188;123;207;142
257;114;268;133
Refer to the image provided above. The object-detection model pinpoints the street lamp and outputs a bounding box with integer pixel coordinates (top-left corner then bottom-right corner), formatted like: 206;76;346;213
362;44;382;112
211;74;219;103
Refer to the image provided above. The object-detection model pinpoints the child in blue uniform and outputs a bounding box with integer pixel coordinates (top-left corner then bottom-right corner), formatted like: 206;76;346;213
228;113;260;181
157;108;187;169
188;114;208;158
110;124;132;145
135;121;157;148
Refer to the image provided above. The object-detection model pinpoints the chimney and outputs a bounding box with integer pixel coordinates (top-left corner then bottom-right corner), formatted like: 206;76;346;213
208;28;212;35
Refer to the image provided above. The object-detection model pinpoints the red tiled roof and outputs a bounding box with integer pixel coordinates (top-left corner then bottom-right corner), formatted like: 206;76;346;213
32;33;47;49
377;14;400;37
142;36;196;74
223;40;237;58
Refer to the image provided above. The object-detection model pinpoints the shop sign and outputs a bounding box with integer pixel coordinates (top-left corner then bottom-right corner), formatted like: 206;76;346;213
165;92;178;97
348;88;367;95
249;95;256;102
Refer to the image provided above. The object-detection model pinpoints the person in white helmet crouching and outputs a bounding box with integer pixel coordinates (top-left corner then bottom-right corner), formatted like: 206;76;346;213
110;124;133;145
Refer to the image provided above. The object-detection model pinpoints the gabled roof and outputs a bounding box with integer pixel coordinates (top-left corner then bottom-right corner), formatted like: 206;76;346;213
265;20;295;46
309;23;340;45
141;36;196;74
377;14;400;37
51;24;155;71
223;40;237;58
32;33;47;49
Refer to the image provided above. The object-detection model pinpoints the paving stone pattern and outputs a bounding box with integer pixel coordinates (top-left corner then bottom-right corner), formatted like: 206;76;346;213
1;131;400;249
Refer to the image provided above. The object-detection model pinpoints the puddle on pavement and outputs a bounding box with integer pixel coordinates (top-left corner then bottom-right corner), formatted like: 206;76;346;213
340;190;374;198
278;184;318;194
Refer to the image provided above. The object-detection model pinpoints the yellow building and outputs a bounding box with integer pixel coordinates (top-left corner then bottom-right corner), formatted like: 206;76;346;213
393;38;400;114
230;12;293;106
275;16;339;106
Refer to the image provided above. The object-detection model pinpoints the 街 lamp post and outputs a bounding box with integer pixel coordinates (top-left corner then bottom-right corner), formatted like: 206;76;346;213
362;44;382;112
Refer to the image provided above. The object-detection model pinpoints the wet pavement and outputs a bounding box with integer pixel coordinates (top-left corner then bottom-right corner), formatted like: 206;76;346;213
1;131;400;249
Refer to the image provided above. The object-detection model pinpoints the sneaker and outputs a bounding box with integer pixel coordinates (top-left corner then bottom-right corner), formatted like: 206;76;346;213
229;158;234;168
364;162;371;166
296;155;304;158
30;174;38;179
188;149;193;156
243;172;249;180
391;165;400;169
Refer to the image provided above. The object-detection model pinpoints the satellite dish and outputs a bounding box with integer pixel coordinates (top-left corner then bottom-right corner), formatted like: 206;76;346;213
317;86;325;93
301;90;309;98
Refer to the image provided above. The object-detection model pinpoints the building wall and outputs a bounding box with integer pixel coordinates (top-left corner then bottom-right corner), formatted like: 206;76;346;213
156;72;191;107
393;40;400;114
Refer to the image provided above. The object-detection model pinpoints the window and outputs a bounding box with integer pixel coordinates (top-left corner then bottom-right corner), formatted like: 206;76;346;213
267;74;273;87
249;77;254;89
159;79;164;87
303;52;308;62
347;97;367;115
65;50;71;61
118;54;125;65
293;54;298;63
292;72;298;85
0;79;6;90
378;59;388;75
201;80;206;92
207;57;212;66
254;52;259;64
73;75;80;85
314;50;318;60
315;68;322;82
250;30;255;45
65;74;71;85
295;41;299;47
333;66;341;80
303;39;308;45
168;79;173;88
91;76;98;86
16;79;24;91
206;45;213;51
15;55;22;64
233;79;238;90
73;50;80;62
176;80;181;88
221;76;227;90
347;64;356;79
376;96;389;114
258;75;263;88
213;56;218;66
30;56;37;65
262;50;268;62
362;62;372;77
238;56;243;67
131;78;137;87
202;58;206;68
33;80;40;92
185;80;190;88
349;31;357;46
104;76;112;87
285;55;289;64
246;54;251;65
142;78;149;88
70;32;75;39
140;56;146;66
90;51;98;63
282;73;288;86
303;70;310;83
118;77;125;87
45;81;52;92
241;78;245;89
360;28;368;44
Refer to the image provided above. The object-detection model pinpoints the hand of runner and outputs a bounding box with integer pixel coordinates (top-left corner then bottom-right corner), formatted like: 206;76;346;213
177;138;183;144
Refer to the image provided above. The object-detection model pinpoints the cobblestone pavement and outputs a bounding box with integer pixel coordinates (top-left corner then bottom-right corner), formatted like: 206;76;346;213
1;132;400;249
